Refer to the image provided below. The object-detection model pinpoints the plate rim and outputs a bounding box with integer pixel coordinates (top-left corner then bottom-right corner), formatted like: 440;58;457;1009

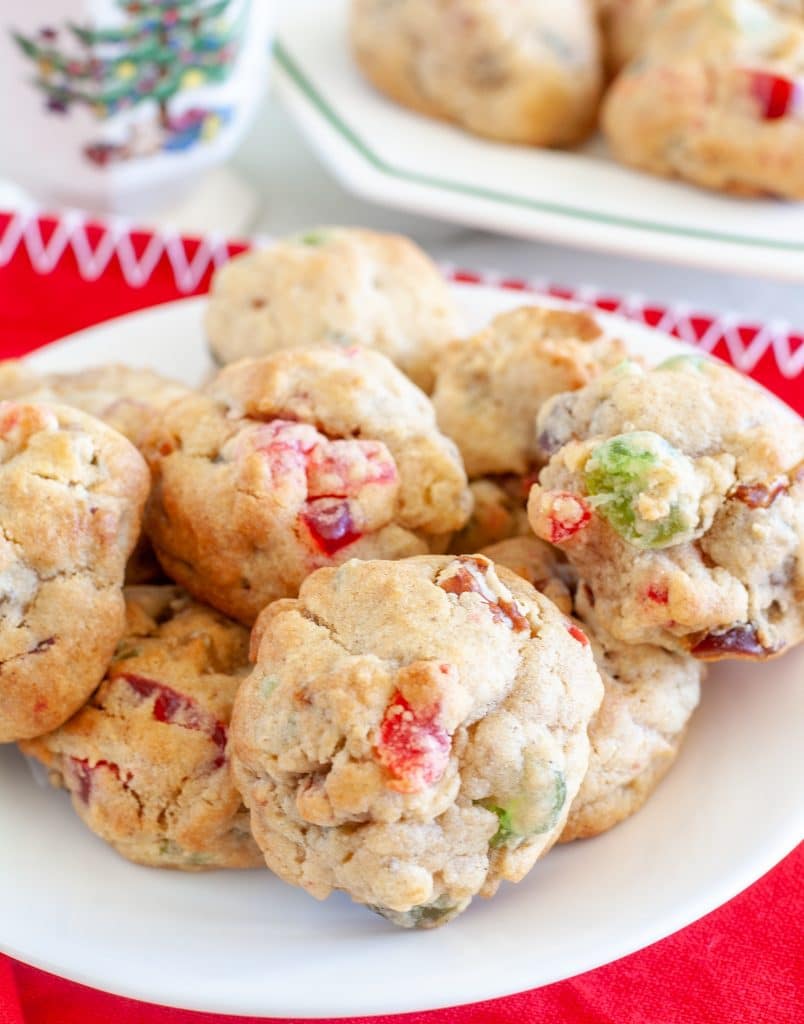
272;44;804;257
4;293;803;1017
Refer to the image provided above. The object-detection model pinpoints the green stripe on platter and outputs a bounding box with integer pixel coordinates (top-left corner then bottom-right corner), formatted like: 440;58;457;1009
274;42;804;254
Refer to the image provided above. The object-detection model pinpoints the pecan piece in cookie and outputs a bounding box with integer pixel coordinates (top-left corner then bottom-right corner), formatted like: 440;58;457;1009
231;556;603;927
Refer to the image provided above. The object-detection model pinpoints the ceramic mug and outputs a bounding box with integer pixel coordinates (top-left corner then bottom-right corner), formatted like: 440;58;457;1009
0;0;273;215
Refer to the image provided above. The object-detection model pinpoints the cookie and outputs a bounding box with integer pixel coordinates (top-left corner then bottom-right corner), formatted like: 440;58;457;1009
433;306;627;479
21;586;262;870
0;402;149;742
597;0;666;74
231;555;603;927
350;0;603;147
528;356;804;659
448;477;532;553
0;361;188;449
481;536;702;840
143;348;472;624
602;0;804;198
204;229;461;391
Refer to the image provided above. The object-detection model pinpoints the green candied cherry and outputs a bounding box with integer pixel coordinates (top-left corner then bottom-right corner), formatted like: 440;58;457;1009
655;354;710;373
290;228;335;247
583;431;704;549
368;895;465;930
479;759;567;849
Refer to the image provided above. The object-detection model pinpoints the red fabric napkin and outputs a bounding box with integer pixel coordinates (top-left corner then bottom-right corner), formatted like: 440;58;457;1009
0;211;802;1024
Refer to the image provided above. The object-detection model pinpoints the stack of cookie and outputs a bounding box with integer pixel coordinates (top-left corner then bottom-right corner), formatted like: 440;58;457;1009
3;227;802;930
349;0;804;199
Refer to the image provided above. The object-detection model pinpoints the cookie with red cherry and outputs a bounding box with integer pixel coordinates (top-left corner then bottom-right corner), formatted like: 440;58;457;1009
21;586;262;870
205;228;461;392
528;356;804;659
142;347;472;624
0;402;149;743
602;0;804;197
482;536;703;841
230;554;603;928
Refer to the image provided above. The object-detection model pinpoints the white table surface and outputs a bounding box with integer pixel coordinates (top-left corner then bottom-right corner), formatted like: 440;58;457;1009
231;96;804;328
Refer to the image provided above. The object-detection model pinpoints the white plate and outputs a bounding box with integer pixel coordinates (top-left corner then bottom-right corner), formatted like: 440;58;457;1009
273;0;804;282
2;287;803;1018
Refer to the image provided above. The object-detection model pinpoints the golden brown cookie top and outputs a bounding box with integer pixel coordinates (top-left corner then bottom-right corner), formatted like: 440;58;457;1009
205;228;461;391
0;361;188;448
21;587;260;870
433;306;627;478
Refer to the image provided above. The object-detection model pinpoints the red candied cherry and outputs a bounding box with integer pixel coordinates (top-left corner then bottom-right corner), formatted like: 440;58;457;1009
66;757;126;805
690;624;774;660
120;674;227;768
645;583;669;605
565;621;589;646
300;498;363;556
305;439;397;498
744;69;803;120
529;490;592;545
375;691;451;794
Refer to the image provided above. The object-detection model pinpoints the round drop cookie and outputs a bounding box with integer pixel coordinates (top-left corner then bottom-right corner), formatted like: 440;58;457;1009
433;306;627;480
0;402;149;742
204;228;461;391
231;554;603;928
602;0;804;198
21;587;262;869
481;536;702;840
0;360;188;449
143;348;472;624
350;0;603;147
528;357;804;659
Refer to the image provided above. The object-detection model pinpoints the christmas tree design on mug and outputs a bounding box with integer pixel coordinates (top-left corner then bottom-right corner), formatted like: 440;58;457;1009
12;0;247;166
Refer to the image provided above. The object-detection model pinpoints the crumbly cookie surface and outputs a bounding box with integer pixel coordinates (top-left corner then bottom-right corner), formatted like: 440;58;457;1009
481;537;702;840
433;306;627;478
205;228;461;391
231;555;603;927
528;357;804;658
143;348;471;624
0;402;149;742
350;0;603;147
21;586;261;869
0;361;188;449
602;0;804;198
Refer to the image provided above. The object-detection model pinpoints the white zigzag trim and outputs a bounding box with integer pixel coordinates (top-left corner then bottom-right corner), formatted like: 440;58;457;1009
0;209;232;294
442;265;801;381
0;212;800;378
